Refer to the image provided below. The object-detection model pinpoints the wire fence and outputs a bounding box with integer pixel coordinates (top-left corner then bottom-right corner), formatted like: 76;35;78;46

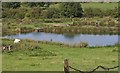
69;65;119;73
64;59;119;73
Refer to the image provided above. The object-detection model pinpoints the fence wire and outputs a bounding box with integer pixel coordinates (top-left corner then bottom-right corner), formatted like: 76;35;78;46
69;65;119;73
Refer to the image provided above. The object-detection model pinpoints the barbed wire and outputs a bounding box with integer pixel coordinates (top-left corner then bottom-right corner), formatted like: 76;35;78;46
69;65;119;73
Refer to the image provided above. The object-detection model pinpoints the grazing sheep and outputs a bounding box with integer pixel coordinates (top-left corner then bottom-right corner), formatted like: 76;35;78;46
14;39;20;44
2;46;6;50
2;45;12;51
8;46;11;51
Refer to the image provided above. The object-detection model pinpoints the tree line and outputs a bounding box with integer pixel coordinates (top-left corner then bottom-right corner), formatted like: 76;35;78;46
2;2;118;19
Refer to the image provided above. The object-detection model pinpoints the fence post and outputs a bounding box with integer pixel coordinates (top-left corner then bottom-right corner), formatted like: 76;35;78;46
64;59;69;73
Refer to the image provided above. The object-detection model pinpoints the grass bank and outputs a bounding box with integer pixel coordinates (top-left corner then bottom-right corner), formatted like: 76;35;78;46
2;17;119;36
2;38;118;71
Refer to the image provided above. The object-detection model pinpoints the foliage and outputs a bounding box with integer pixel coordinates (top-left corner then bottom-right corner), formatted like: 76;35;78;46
83;7;118;18
2;2;21;8
78;42;88;48
28;7;42;19
2;2;118;19
60;2;83;18
2;8;27;19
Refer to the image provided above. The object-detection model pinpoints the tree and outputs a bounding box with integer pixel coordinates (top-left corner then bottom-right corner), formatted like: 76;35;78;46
60;2;83;18
41;8;54;18
22;2;51;7
2;2;20;8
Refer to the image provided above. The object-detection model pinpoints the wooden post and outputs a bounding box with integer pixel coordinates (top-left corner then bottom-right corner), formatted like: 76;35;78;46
64;59;69;73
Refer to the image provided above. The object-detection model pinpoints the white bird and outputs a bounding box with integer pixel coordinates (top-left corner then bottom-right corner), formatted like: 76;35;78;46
14;39;20;44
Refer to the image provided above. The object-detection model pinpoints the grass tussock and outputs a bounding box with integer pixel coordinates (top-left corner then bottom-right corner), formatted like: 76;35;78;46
2;38;57;57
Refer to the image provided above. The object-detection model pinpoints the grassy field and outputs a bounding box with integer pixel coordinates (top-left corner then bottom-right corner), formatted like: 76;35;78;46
2;2;119;71
81;2;118;10
49;2;118;10
2;39;118;71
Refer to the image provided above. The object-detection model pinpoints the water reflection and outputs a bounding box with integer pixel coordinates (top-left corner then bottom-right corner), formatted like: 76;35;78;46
4;32;118;46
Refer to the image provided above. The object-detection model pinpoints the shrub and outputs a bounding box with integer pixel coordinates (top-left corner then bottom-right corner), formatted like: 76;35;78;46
29;7;42;19
78;42;88;48
41;10;53;18
83;7;118;18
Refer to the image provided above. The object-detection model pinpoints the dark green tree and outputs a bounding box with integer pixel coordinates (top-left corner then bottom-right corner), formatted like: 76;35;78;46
24;2;51;7
2;2;20;8
61;2;83;18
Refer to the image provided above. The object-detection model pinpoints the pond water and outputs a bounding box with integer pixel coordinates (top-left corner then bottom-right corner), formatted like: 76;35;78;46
4;32;119;46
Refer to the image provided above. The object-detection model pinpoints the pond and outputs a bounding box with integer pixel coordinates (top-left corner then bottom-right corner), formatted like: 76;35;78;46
4;32;119;47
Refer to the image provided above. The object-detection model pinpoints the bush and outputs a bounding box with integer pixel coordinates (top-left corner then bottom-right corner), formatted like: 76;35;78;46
2;8;27;19
78;42;88;48
2;2;21;9
83;7;118;18
29;7;42;19
60;2;83;18
41;9;53;18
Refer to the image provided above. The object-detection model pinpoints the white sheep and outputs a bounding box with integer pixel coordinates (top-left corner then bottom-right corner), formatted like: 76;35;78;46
14;39;20;44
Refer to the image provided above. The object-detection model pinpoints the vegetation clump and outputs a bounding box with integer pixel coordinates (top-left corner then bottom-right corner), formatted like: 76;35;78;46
2;38;57;57
78;42;88;48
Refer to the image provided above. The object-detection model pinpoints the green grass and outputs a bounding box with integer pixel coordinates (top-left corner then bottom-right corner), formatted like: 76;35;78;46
0;54;1;72
2;39;118;71
81;2;118;10
49;2;118;10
